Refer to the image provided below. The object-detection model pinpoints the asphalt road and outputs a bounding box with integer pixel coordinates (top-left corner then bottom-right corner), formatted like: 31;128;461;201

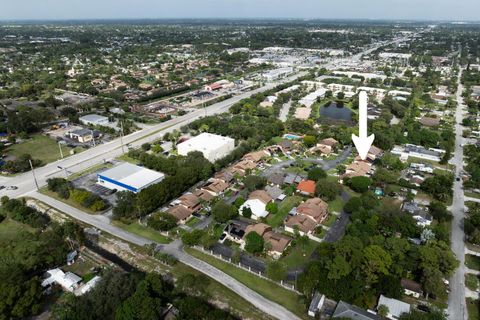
31;191;301;320
0;71;307;199
447;68;468;320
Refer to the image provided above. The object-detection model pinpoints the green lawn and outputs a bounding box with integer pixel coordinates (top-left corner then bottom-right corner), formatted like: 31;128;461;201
115;154;140;165
185;247;307;319
39;188;101;215
113;221;171;244
466;274;480;291
279;238;319;269
328;196;344;213
267;196;302;228
186;217;200;228
7;135;75;164
0;218;35;241
168;261;273;320
466;192;480;200
323;214;338;228
466;254;480;271
467;298;480;320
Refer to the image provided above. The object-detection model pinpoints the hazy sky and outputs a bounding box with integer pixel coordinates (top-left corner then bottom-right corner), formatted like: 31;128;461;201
0;0;479;21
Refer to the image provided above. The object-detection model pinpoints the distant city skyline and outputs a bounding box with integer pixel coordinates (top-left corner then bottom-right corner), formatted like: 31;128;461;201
1;0;480;21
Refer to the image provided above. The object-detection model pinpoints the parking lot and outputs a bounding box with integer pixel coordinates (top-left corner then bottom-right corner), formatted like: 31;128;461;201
70;165;119;205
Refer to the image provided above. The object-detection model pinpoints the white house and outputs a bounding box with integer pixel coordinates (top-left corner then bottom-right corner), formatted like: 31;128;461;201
42;268;82;292
239;199;269;220
377;295;411;320
177;133;235;162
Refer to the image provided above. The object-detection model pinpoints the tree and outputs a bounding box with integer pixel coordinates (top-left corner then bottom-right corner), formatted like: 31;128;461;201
362;245;392;284
265;202;278;215
147;212;177;231
241;206;252;219
378;305;389;317
348;176;372;193
303;135;317;147
428;201;453;222
266;261;287;281
308;167;327;181
315;179;342;201
181;230;207;246
113;191;138;220
211;201;237;223
244;175;266;192
244;232;264;254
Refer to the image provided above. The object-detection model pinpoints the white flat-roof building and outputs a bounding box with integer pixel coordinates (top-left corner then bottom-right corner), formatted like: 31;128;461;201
97;163;165;193
299;88;327;108
177;133;235;162
80;114;109;126
262;67;294;81
42;268;82;292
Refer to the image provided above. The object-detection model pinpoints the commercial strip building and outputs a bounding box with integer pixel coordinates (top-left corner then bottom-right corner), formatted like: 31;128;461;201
177;133;235;162
97;163;165;193
79;114;109;126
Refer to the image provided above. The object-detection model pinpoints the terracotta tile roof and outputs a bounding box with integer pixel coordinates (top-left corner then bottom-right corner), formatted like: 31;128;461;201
297;180;316;195
194;189;214;202
419;116;440;127
203;179;230;194
243;150;270;163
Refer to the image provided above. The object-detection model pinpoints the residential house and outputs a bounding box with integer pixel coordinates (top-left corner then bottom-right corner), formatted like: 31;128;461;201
202;179;230;196
308;292;326;317
167;205;193;224
297;180;316;196
377;295;411;320
67;129;93;143
401;279;423;298
223;220;249;244
285;198;328;236
194;189;215;202
243;150;271;163
42;268;82;292
419;116;441;127
265;185;284;201
332;301;383;320
344;161;372;178
319;138;338;148
244;223;291;258
267;172;285;186
239;190;273;220
284;173;303;185
178;193;201;213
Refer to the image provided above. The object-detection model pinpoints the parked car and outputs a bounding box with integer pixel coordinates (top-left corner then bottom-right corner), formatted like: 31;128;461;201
6;186;18;190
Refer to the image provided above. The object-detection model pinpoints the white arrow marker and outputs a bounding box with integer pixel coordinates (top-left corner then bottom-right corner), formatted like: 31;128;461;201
352;91;375;160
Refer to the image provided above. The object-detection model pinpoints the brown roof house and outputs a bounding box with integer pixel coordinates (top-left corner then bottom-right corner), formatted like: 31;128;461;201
167;205;193;224
202;179;230;196
401;279;423;298
419;116;441;127
243;150;271;163
178;193;201;213
284;198;328;237
245;223;292;258
344;161;372;178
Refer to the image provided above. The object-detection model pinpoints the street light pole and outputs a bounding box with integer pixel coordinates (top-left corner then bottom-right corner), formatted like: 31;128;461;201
91;130;96;147
58;141;64;159
120;120;125;154
29;159;39;190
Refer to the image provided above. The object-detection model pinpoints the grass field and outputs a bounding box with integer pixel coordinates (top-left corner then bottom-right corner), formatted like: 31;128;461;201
113;221;171;244
467;298;480;320
39;188;101;215
185;247;308;319
7;135;75;164
466;254;480;271
0;218;34;241
267;196;302;228
328;196;344;213
280;238;318;269
466;274;480;291
185;216;200;228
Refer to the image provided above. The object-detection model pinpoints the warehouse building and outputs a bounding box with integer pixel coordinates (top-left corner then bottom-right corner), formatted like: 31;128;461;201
80;114;109;126
97;163;165;193
177;133;235;162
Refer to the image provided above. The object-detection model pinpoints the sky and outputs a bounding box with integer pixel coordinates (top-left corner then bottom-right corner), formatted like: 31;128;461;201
0;0;479;21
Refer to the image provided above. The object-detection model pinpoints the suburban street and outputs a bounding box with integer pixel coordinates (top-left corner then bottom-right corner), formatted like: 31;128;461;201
447;67;467;320
31;191;301;320
0;71;307;199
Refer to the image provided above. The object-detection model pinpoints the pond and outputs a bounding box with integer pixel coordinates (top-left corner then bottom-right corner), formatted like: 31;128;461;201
319;102;353;121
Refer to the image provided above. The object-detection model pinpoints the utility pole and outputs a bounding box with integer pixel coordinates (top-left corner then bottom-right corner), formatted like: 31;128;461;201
29;159;39;190
120;120;125;154
91;130;96;147
58;141;64;159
